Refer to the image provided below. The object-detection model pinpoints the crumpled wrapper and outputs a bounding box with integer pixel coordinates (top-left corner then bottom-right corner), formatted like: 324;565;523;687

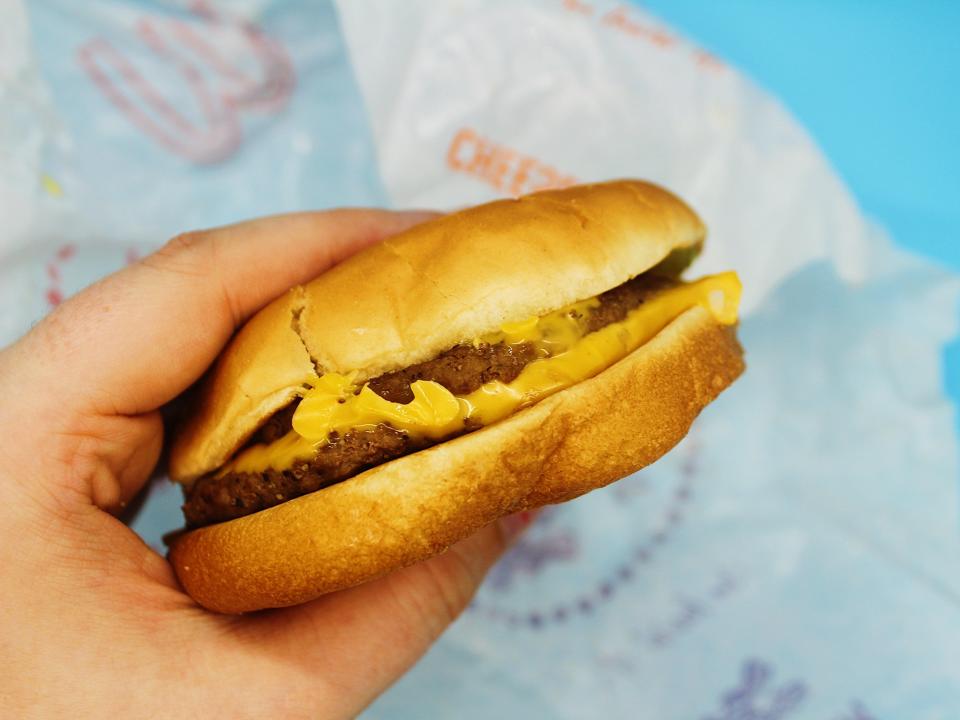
2;1;958;716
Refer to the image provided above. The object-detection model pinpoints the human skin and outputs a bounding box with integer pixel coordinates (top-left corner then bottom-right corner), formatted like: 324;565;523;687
0;209;533;719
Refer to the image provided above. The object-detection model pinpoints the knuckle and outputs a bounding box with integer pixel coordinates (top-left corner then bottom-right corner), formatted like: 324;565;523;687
161;230;206;255
141;231;211;279
388;549;483;644
142;231;241;324
427;544;487;626
436;577;471;629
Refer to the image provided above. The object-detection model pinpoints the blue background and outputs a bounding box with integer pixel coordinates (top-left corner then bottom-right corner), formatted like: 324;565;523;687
638;0;960;413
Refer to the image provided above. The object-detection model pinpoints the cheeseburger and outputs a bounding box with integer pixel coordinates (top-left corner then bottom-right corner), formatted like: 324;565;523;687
168;180;745;613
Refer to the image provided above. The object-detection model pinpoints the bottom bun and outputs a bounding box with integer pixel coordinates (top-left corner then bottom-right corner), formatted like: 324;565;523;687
169;306;744;613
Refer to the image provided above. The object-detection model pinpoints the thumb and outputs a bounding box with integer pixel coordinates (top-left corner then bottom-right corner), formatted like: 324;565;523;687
243;511;538;716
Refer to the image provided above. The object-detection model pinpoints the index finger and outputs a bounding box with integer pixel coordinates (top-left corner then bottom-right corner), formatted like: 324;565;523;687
16;209;437;415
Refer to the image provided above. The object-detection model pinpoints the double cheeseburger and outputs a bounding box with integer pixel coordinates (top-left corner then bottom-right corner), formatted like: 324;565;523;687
168;180;745;613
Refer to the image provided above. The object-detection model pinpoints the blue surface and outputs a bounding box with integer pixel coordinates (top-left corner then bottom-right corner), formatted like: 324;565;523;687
636;0;960;421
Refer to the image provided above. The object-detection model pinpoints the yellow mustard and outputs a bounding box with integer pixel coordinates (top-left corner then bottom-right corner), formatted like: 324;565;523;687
221;272;741;475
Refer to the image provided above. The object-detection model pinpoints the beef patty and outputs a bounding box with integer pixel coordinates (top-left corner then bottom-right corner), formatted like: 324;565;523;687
182;273;676;527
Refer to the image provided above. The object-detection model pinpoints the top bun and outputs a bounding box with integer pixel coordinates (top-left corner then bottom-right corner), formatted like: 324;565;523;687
169;180;706;482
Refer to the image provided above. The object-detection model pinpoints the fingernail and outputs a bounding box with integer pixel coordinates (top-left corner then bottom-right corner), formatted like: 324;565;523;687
498;509;539;542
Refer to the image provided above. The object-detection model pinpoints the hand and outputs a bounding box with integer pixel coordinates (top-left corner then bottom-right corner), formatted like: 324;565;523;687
0;210;534;719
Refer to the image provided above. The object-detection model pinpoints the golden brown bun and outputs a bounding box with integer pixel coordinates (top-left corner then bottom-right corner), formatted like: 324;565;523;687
170;289;316;482
169;180;706;482
169;306;744;613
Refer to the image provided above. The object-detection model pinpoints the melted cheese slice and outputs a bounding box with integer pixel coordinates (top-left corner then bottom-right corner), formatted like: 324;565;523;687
220;272;741;475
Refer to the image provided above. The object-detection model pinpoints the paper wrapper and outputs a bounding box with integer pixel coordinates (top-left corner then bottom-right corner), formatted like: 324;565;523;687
2;1;959;716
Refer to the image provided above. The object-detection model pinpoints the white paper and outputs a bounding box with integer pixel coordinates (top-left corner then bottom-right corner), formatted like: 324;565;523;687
334;1;960;716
